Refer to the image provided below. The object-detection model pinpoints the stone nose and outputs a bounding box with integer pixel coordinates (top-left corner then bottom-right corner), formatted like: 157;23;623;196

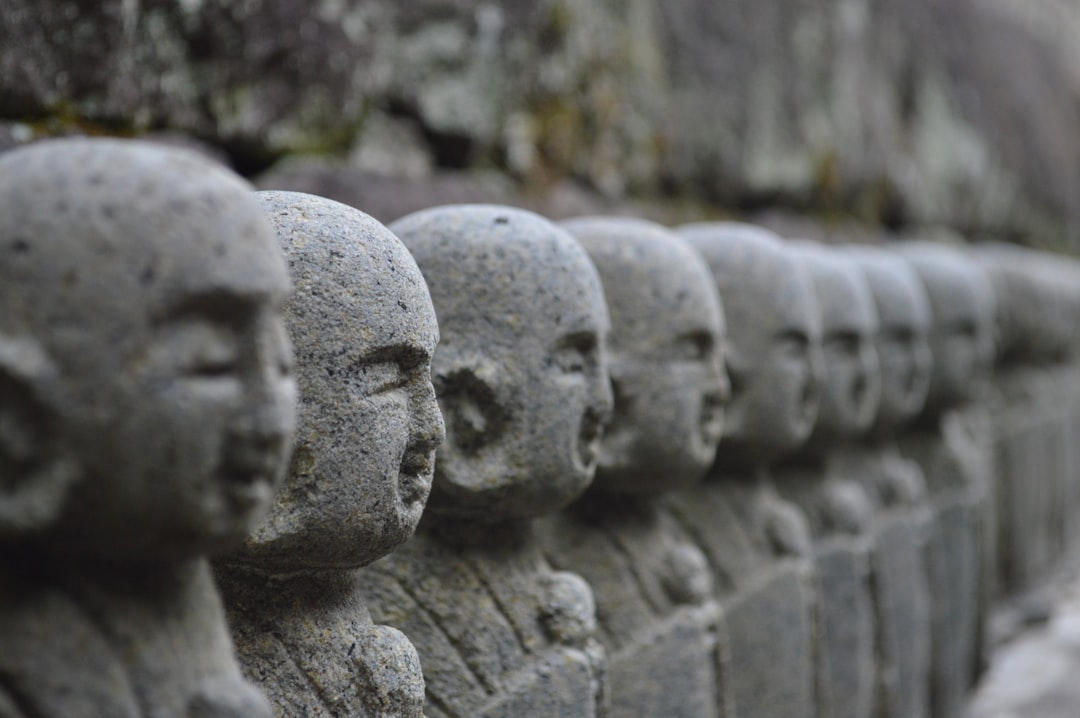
411;379;447;455
589;365;615;430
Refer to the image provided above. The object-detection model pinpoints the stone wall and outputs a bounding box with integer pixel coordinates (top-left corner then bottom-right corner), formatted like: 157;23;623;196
3;0;1080;247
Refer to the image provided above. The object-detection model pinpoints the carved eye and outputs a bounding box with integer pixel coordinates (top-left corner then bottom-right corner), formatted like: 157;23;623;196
166;322;241;379
363;361;408;395
951;321;978;340
552;331;598;375
775;330;808;360
672;331;714;362
825;332;859;357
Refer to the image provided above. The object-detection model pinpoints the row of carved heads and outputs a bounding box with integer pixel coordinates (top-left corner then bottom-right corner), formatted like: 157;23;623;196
0;137;1063;715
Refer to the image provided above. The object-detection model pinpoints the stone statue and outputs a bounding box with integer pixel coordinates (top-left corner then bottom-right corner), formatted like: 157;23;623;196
537;217;730;718
844;246;936;718
359;205;613;718
215;191;445;717
772;243;881;718
0;138;296;717
896;242;996;718
664;222;822;718
973;244;1072;596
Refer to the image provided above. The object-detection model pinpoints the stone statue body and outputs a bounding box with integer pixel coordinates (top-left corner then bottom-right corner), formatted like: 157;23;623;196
0;139;296;717
537;217;730;718
216;192;444;717
360;205;613;718
896;243;996;718
664;223;822;718
973;245;1072;594
773;244;881;718
840;247;936;718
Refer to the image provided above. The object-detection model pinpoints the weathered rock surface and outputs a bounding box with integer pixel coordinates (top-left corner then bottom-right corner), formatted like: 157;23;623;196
3;0;1080;244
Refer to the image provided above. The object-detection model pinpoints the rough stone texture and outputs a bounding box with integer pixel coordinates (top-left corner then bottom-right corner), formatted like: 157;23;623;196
845;246;936;718
0;138;295;716
360;205;613;717
973;245;1080;601
5;1;1080;244
216;191;445;717
773;245;880;718
897;243;997;718
538;217;728;718
665;222;822;718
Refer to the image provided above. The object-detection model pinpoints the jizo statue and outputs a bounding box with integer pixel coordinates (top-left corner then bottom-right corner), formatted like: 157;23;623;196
973;244;1070;595
360;205;613;718
665;222;822;718
216;191;445;717
0;138;296;717
539;216;730;718
897;242;996;718
846;245;935;718
774;243;881;718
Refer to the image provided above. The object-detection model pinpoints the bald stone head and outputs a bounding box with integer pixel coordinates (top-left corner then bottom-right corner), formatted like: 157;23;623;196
0;138;296;559
847;246;932;432
895;242;995;415
226;192;444;574
390;205;613;523
560;217;729;495
794;244;881;445
678;222;823;468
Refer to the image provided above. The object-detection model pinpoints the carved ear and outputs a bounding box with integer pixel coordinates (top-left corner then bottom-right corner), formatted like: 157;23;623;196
433;359;508;455
0;336;76;538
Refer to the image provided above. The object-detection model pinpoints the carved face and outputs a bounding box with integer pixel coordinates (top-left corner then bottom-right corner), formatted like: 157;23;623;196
234;192;444;572
0;139;297;558
562;218;729;495
799;248;881;441
392;206;613;522
849;249;932;430
734;263;823;452
899;244;996;411
680;223;823;465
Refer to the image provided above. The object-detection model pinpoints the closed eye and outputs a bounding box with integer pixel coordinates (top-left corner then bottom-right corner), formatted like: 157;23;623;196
673;330;714;361
552;331;598;374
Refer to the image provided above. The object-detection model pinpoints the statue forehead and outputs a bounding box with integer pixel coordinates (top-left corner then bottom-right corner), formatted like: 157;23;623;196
257;191;436;360
561;216;723;348
390;205;608;341
795;246;877;334
678;222;804;338
897;244;993;327
0;138;286;339
848;249;931;332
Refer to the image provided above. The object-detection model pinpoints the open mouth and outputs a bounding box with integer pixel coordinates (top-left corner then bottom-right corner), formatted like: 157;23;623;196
850;372;868;413
576;411;604;472
798;380;817;425
398;451;434;506
700;392;727;444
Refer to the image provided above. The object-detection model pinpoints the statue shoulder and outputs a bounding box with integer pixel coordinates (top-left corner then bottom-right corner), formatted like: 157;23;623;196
0;582;140;718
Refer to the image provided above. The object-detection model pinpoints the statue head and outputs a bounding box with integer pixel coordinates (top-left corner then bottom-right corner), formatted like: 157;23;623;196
678;222;823;469
972;243;1071;366
847;246;932;432
794;244;881;444
894;242;995;415
560;217;729;495
227;192;444;573
0;138;296;559
390;205;613;523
